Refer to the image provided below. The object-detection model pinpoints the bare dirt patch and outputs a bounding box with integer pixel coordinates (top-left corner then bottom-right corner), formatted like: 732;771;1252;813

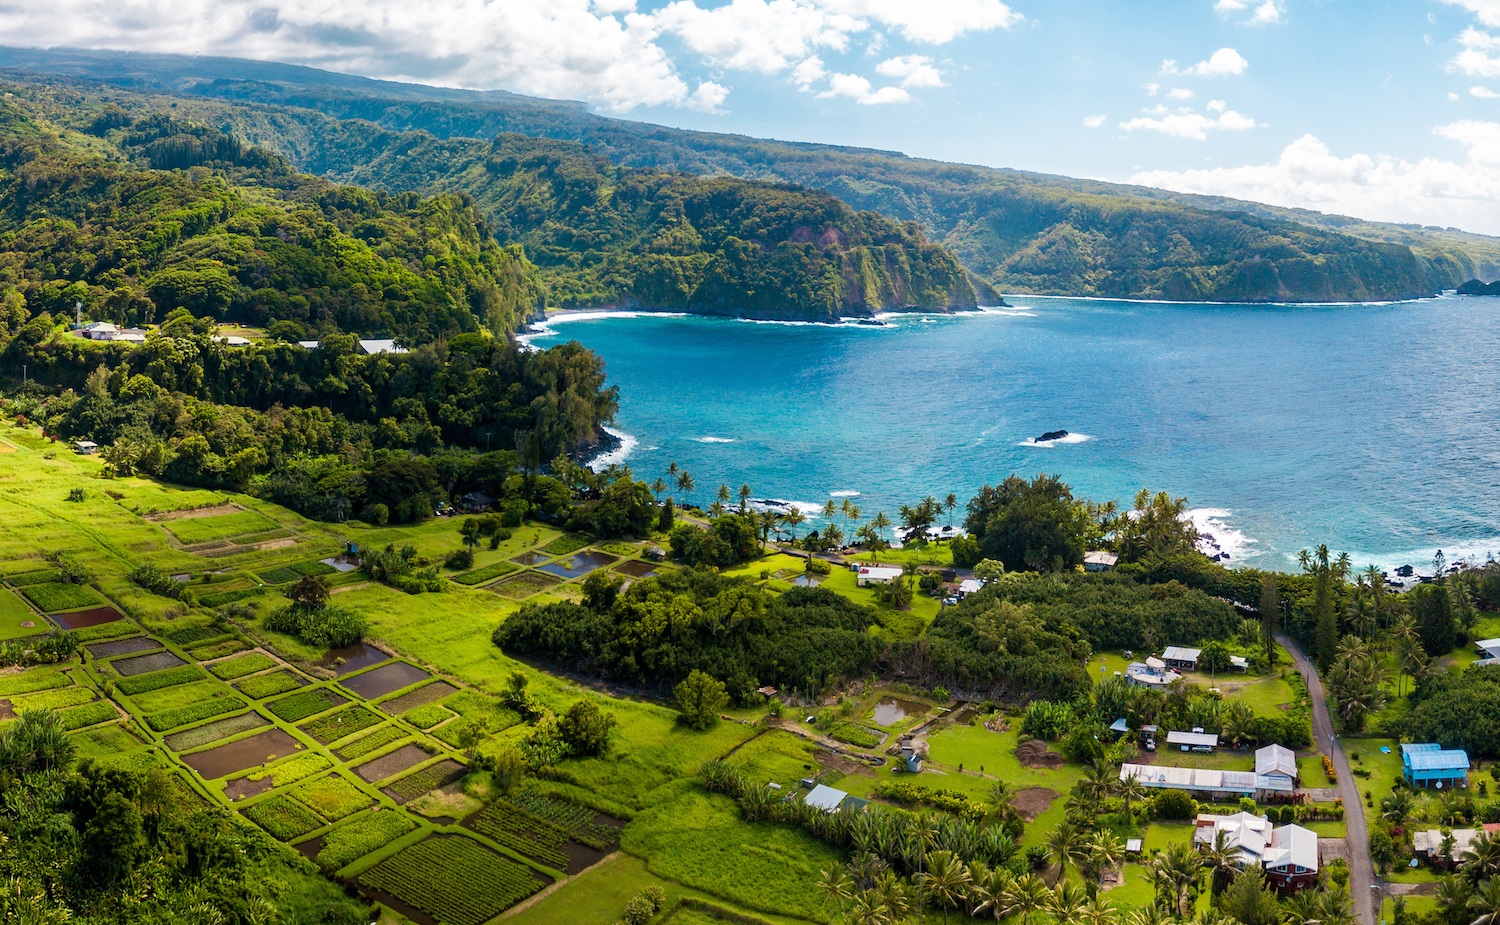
198;537;297;556
352;743;432;783
814;748;872;777
1015;739;1065;769
87;636;162;659
50;607;124;629
146;503;243;522
342;661;429;700
223;776;275;801
1013;787;1059;821
181;728;300;779
379;681;458;715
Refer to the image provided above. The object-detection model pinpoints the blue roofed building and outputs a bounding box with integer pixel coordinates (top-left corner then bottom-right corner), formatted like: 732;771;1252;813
1402;743;1469;789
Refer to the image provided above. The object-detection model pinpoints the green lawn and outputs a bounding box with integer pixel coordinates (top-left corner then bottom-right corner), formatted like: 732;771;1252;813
0;588;40;640
164;510;281;545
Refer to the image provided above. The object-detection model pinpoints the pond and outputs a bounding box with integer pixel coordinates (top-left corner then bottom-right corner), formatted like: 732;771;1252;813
342;661;430;699
181;728;300;779
872;697;928;727
316;642;389;676
791;574;825;588
112;650;187;676
615;560;658;579
50;607;125;629
510;551;550;566
536;550;618;579
86;636;162;659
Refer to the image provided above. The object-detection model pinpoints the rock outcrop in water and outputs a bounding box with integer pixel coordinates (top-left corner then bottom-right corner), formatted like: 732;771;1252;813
1035;430;1070;442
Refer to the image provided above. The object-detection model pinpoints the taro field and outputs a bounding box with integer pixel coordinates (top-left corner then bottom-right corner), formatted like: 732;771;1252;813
360;835;549;925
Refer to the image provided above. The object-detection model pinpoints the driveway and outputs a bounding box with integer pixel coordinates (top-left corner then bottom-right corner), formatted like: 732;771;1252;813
1279;634;1377;925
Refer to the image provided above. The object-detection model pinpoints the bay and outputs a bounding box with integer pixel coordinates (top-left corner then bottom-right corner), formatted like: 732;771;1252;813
523;295;1500;570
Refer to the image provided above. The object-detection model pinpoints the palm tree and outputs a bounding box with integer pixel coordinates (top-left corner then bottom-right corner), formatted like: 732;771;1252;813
873;873;910;921
717;483;732;505
1118;772;1148;819
1002;873;1051;925
738;483;752;513
675;471;695;508
1149;844;1200;918
1435;875;1473;923
920;850;973;917
1200;829;1240;897
968;864;1013;922
841;499;861;535
1043;880;1087;923
650;477;668;501
816;864;853;919
1463;832;1500;885
1470;874;1500;924
1083;831;1125;897
708;500;726;519
822;498;838;524
757;510;779;552
782;507;807;542
1076;895;1120;925
944;493;958;528
1124;905;1173;925
1082;758;1118;813
845;889;893;925
1046;823;1084;886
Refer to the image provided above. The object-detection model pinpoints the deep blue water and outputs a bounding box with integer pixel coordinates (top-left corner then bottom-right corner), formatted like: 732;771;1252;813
523;295;1500;569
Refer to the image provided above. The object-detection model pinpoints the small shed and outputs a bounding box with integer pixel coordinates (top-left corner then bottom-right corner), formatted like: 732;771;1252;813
756;686;779;698
804;784;849;813
1109;717;1130;737
1402;743;1469;789
856;566;902;587
1162;646;1202;670
1084;550;1119;572
1125;838;1143;854
1229;655;1250;672
1167;730;1219;751
460;490;495;513
1256;744;1299;784
74;440;99;455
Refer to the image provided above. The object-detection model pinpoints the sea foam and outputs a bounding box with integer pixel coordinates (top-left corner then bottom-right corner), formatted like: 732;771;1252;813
692;436;737;444
1187;508;1256;563
586;426;638;473
1018;432;1092;448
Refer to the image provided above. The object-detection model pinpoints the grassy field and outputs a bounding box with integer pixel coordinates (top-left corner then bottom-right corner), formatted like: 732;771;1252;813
163;510;281;545
0;587;40;639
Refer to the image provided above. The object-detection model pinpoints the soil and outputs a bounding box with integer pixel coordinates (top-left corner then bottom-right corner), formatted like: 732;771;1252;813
353;744;432;783
561;841;608;875
112;650;187;676
223;775;275;801
146;503;244;522
86;636;162;659
1014;739;1066;769
198;537;297;556
814;749;872;777
180;728;301;779
342;661;430;699
383;759;465;804
379;681;458;715
1013;787;1059;822
50;607;124;629
614;560;658;578
294;834;324;863
317;642;390;676
0;701;13;721
408;784;483;821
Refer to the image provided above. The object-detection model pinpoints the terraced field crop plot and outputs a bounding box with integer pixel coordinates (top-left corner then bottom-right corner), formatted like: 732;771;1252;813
341;661;429;699
244;794;324;840
225;753;331;800
165;625;227;647
490;571;561;599
58;701;117;730
335;726;408;762
402;703;454;730
537;550;617;579
188;638;251;660
0;670;69;697
208;652;276;680
289;774;371;822
615;559;659;579
235;670;304;699
352;744;433;783
465;801;572;870
314;811;417;871
116;665;203;696
267;687;346;722
451;560;519;586
85;636;161;659
50;605;127;629
508;789;623;852
383;759;466;805
298;704;383;744
360;835;547;925
318;642;388;676
181;727;300;779
12;686;96;711
129;678;222;713
164;510;278;545
540;534;590;556
163;711;269;751
21;583;101;613
257;560;336;585
70;723;143;757
0;588;39;640
379;680;457;715
145;695;246;731
112;651;187;677
6;568;61;586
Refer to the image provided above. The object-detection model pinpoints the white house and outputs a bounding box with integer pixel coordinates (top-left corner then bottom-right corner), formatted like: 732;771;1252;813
1255;744;1299;787
74;440;99;455
216;335;251;347
1162;646;1202;670
1126;657;1180;689
112;329;147;345
1476;638;1500;661
957;578;983;596
297;340;321;350
856;566;902;587
1195;812;1318;891
359;338;408;355
78;322;118;340
804;784;850;813
1167;730;1219;751
1084;550;1119;571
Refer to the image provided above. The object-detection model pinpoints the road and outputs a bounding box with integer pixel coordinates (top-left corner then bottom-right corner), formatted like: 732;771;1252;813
1279;634;1378;925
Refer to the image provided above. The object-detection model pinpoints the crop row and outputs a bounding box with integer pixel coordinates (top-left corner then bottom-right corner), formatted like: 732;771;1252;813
187;638;251;661
70;622;136;643
361;836;545;925
116;664;203;696
236;670;303;700
19;582;98;612
334;725;407;762
401;703;453;730
258;560;335;585
243;752;331;788
0;670;69;697
540;534;590;556
12;685;95;711
7;569;61;586
244;794;324;840
208;652;276;680
289;774;371;822
384;759;465;803
299;705;383;744
145;695;245;731
451;560;519;586
164;625;227;647
467;801;570;870
267;687;345;722
509;790;620;851
315;810;417;871
197;587;262;608
58;701;117;730
162;711;266;751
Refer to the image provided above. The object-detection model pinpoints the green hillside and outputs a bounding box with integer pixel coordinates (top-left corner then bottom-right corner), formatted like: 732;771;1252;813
0;47;1478;302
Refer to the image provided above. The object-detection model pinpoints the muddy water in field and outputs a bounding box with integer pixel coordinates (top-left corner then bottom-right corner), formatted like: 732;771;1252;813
112;651;187;676
86;636;162;658
872;697;928;726
379;680;457;715
614;560;658;578
342;661;429;699
537;550;617;578
181;728;300;779
353;744;431;782
317;642;388;675
50;607;124;629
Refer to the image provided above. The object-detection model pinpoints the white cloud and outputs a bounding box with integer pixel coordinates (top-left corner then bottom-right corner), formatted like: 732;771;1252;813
688;81;732;111
1441;0;1500;28
820;0;1022;44
790;55;828;89
1083;114;1107;127
1453;27;1500;77
875;54;943;88
1167;87;1195;100
1474;85;1500;97
594;0;637;13
1215;0;1284;25
818;72;910;104
1145;82;1161;96
1451;91;1464;100
1129;125;1500;235
1249;1;1284;24
1162;48;1249;77
653;0;862;74
1120;104;1256;140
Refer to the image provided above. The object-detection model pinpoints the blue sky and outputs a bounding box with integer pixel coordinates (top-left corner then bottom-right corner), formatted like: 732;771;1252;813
4;0;1500;233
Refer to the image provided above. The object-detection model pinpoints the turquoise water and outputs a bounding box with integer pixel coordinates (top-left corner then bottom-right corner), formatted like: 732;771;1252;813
524;295;1500;569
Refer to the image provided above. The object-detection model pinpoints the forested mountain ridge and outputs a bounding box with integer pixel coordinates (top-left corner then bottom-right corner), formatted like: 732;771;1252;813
0;76;980;322
0;46;1483;302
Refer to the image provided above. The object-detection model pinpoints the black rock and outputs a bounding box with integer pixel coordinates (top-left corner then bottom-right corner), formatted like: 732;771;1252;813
1036;430;1070;442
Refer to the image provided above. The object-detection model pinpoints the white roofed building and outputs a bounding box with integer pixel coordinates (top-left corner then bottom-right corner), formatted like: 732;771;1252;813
1162;646;1202;670
359;338;408;355
856;566;902;587
1194;811;1319;892
1255;744;1299;786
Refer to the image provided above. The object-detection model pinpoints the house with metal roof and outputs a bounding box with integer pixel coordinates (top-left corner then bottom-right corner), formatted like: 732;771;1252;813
1162;646;1202;670
1476;638;1500;662
358;338;408;355
1084;550;1118;571
1262;823;1319;892
1255;744;1299;785
1121;762;1292;800
1167;730;1219;751
1402;743;1469;789
804;784;851;813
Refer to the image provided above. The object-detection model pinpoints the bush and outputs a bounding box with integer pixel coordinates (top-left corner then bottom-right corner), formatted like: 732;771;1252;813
1021;700;1073;740
129;563;183;599
674;670;728;731
444;548;475;571
1153;789;1197;820
264;604;367;648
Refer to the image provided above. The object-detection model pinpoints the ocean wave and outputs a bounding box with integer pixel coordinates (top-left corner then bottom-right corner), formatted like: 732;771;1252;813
1344;537;1500;574
586;426;638;473
692;436;737;444
829;490;861;497
1018;432;1092;448
516;310;689;348
1187;508;1257;563
747;498;826;516
736;318;850;328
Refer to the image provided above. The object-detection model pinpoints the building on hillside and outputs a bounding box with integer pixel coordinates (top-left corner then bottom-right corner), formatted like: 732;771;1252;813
358;338;408;355
460;491;494;513
1084;550;1119;571
1121;760;1292;802
297;340;321;350
1193;811;1319;892
1476;638;1500;661
1162;646;1201;670
1167;730;1219;752
112;328;147;344
78;322;118;340
1229;655;1250;672
856;566;902;587
1109;717;1130;737
804;784;852;813
74;440;98;455
1402;743;1470;789
957;578;983;597
1125;657;1180;689
214;335;250;347
1413;824;1500;866
1256;744;1299;788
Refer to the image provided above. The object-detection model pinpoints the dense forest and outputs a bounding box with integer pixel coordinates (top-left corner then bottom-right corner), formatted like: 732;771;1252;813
0;49;1485;302
0;78;979;322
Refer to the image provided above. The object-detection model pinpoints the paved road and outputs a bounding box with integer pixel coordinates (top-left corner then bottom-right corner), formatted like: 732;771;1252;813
1279;634;1378;925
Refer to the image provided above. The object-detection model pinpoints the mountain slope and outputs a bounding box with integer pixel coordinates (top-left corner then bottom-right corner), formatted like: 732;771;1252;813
0;46;1484;303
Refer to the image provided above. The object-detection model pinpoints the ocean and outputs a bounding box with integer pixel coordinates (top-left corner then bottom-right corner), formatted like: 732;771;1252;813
521;295;1500;571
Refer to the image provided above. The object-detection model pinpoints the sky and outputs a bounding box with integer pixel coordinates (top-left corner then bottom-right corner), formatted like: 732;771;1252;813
3;0;1500;235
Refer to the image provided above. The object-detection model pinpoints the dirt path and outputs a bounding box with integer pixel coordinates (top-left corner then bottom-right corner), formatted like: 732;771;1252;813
1279;634;1376;925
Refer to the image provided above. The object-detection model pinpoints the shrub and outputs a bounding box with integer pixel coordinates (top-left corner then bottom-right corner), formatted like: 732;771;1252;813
829;724;881;748
1021;700;1074;740
129;563;183;599
264;604;367;648
444;548;475;571
1153;789;1198;820
402;703;454;730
